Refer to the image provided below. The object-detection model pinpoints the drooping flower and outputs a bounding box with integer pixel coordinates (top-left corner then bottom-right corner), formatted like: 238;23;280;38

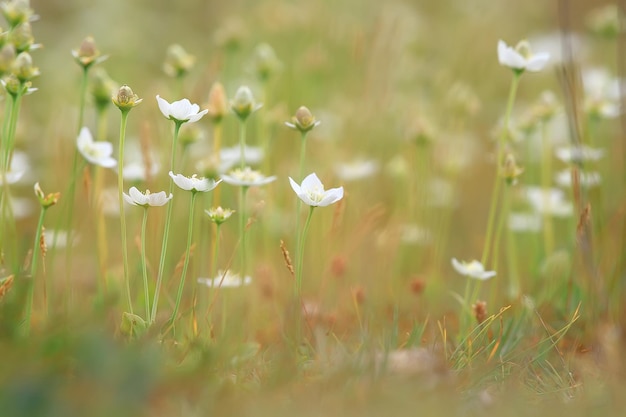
123;187;172;207
497;39;550;73
156;95;208;124
289;173;343;207
221;167;276;187
76;126;116;168
451;259;496;280
169;171;221;193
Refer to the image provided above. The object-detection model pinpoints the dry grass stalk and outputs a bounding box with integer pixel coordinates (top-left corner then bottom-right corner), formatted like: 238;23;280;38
280;239;294;277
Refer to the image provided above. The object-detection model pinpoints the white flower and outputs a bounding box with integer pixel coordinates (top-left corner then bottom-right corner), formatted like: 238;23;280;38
525;186;573;217
156;95;208;123
197;270;252;288
497;39;550;72
508;212;542;233
123;160;160;181
219;145;264;169
451;259;496;280
169;171;221;192
221;167;276;187
334;159;379;182
289;173;344;207
582;68;622;118
123;187;172;207
76;127;116;168
555;169;601;189
0;151;30;185
554;145;604;163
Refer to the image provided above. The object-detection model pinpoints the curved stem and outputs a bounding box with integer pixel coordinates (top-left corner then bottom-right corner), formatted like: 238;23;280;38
170;191;197;324
151;121;183;324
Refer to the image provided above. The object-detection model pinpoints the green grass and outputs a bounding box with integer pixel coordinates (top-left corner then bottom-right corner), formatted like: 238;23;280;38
1;0;626;415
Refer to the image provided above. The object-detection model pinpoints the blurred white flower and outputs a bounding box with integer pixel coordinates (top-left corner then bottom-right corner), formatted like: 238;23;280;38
289;173;343;207
220;145;264;170
554;169;601;188
156;95;207;123
10;197;33;219
76;127;116;168
582;68;622;118
169;171;221;192
123;160;160;181
334;159;379;182
0;151;31;185
400;223;432;246
497;39;550;72
451;258;496;280
508;212;542;233
123;187;172;207
197;270;252;288
221;167;276;187
554;145;605;163
525;186;573;217
43;229;79;249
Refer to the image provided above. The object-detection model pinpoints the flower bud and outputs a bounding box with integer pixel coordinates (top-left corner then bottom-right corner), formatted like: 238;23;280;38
500;153;524;185
91;67;117;110
0;0;36;29
163;43;195;78
0;43;16;76
8;21;34;52
34;182;60;209
178;125;204;148
231;85;261;121
253;43;282;82
113;85;142;111
12;51;38;82
206;81;228;123
72;36;107;69
285;106;320;133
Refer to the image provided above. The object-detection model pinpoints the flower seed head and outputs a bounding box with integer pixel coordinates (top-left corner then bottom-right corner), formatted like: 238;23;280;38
285;106;320;133
113;85;142;111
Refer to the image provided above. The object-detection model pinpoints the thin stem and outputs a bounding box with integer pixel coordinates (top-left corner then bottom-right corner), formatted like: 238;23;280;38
239;186;249;278
481;72;520;267
141;207;150;321
151;121;183;324
295;206;315;297
170;191;198;325
540;120;555;256
239;120;247;169
118;110;132;314
294;131;308;278
25;206;48;335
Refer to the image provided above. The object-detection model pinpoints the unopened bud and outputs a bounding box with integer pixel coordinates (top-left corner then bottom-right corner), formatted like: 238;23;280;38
1;0;36;29
9;21;34;52
91;67;117;110
231;85;261;121
285;106;320;133
12;51;38;82
0;43;16;76
163;44;195;78
253;43;282;82
500;153;524;185
72;36;107;69
206;81;228;123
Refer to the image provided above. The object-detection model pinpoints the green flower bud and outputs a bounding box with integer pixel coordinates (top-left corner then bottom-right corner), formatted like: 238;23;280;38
12;51;38;82
8;21;34;52
163;43;195;78
253;43;282;82
72;36;107;69
230;85;261;121
0;0;35;29
91;67;117;110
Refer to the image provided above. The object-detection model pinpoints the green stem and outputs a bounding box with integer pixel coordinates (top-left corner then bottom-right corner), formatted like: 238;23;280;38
151;121;183;324
118;110;133;314
25;206;48;335
170;191;198;324
141;207;150;321
540;120;554;256
295;131;308;273
239;120;247;169
239;186;249;278
481;72;520;267
295;206;315;297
